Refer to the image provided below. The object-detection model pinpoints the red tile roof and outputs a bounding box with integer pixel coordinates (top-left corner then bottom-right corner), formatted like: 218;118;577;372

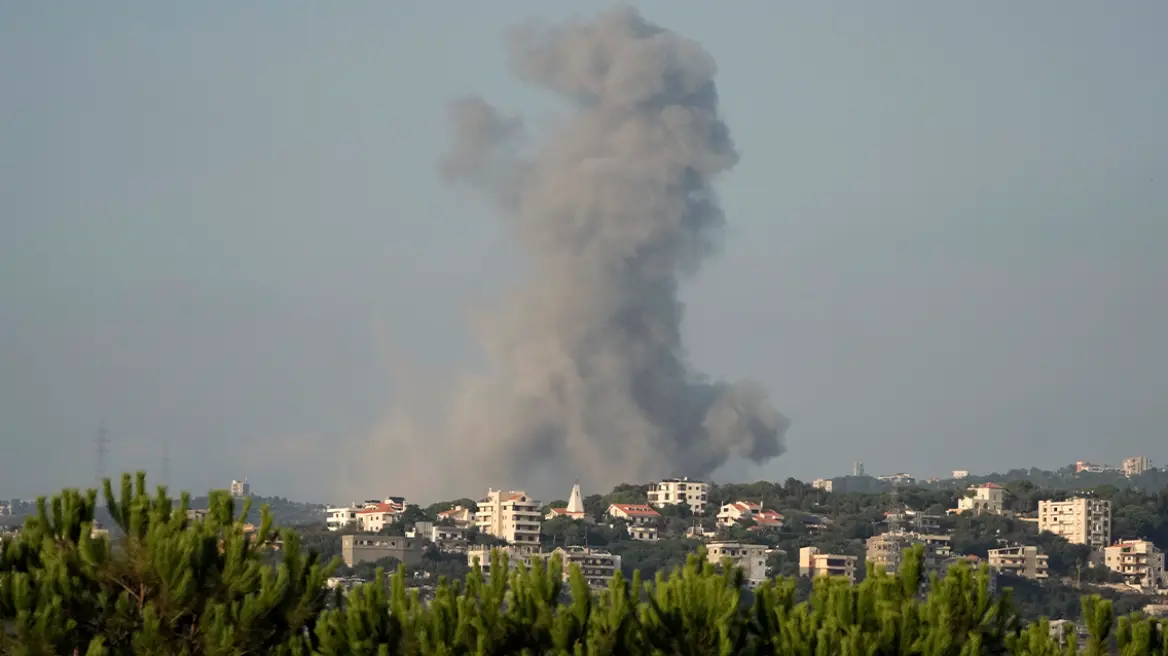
357;502;402;515
608;503;661;518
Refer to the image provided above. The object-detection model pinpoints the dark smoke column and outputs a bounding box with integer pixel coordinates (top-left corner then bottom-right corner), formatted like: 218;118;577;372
438;7;788;494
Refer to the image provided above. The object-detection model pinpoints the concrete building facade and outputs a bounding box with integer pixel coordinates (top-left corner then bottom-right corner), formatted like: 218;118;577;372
706;541;769;587
1104;540;1166;588
987;545;1049;580
340;534;423;568
1038;498;1112;550
798;546;857;583
475;489;542;546
647;478;710;514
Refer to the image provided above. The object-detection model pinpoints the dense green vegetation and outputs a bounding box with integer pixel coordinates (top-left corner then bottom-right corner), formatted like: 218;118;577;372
2;472;1168;654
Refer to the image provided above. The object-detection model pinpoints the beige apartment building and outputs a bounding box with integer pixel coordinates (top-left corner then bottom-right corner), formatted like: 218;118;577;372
1104;540;1166;588
647;478;710;514
987;545;1049;580
474;489;542;546
706;541;769;587
798;547;857;583
1123;456;1151;477
867;531;952;574
1037;498;1111;550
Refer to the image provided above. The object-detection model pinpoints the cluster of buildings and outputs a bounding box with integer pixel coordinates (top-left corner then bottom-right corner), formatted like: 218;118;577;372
315;460;1165;594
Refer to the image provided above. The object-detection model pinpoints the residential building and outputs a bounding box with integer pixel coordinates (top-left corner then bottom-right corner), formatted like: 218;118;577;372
548;546;622;589
1038;498;1112;550
716;501;761;527
436;505;474;526
1075;461;1108;474
545;483;588;521
466;544;542;574
1123;456;1151;477
408;521;469;552
1104;540;1166;588
647;478;710;514
606;503;661;542
715;501;783;529
956;482;1006;515
952;470;970;479
466;545;620;590
340;534;423;568
987;545;1049;580
852;461;865;477
877;473;916;486
867;531;952;574
326;506;359;531
475;488;542;546
705;541;768;587
357;502;404;533
798;547;857;583
230;479;250;498
811;478;833;492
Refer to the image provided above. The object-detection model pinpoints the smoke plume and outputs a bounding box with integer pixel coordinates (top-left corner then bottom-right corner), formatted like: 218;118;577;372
359;7;788;500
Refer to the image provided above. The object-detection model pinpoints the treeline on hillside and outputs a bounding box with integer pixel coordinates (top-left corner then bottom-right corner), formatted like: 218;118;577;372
2;472;1168;655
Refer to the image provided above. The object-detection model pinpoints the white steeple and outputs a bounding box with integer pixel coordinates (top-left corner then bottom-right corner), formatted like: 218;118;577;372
566;481;585;514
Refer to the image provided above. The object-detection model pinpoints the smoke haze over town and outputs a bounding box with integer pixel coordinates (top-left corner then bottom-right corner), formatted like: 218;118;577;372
1;3;1165;502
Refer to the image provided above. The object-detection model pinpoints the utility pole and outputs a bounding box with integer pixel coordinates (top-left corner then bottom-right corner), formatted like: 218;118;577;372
95;420;111;489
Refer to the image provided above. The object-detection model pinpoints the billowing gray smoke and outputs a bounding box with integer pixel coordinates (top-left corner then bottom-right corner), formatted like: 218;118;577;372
359;7;788;500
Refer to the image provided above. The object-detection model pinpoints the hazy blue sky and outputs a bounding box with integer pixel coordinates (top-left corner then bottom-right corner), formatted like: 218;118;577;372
2;2;1165;502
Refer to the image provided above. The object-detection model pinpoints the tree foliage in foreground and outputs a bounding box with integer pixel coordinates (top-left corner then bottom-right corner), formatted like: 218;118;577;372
2;474;1168;655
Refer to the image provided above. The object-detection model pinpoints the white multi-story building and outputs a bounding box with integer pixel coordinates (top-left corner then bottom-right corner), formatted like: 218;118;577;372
326;497;406;532
988;545;1049;580
1104;540;1166;589
475;489;542;546
811;478;833;492
647;478;710;514
1038;498;1112;550
230;479;250;498
951;470;970;479
798;547;857;583
326;506;359;531
1123;456;1151;477
706;542;769;587
957;483;1006;515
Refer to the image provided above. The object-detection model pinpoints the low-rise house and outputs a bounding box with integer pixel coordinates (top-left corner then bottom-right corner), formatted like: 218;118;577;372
436;505;474;525
340;534;423;568
798;546;857;583
705;541;768;588
716;501;784;530
987;545;1049;580
357;502;403;533
606;503;661;542
956;483;1006;515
